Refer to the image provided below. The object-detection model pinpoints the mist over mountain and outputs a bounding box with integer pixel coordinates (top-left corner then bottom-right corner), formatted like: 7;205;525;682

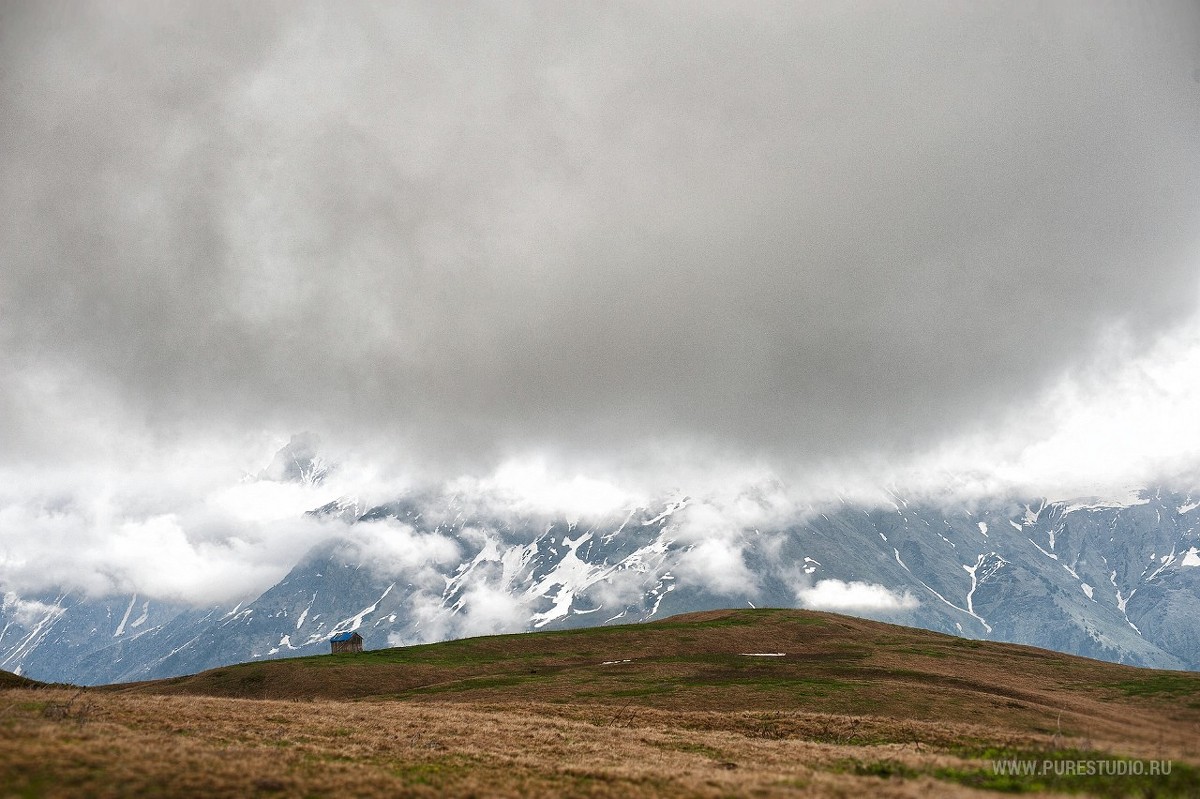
4;437;1199;685
2;3;1200;689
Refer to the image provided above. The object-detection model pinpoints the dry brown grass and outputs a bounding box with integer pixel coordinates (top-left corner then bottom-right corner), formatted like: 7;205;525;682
0;688;1065;798
4;608;1199;797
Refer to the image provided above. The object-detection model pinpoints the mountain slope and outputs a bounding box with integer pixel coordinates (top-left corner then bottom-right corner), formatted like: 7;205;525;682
1;609;1172;798
3;486;1200;685
124;607;1200;741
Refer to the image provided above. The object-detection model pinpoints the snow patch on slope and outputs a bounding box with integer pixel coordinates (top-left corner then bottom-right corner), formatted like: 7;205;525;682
1058;487;1149;514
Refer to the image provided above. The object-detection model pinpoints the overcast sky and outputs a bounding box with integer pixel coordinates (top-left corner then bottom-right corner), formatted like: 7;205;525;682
2;1;1199;602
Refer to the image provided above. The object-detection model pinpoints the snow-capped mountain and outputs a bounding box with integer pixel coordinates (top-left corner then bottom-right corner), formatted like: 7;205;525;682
3;483;1200;685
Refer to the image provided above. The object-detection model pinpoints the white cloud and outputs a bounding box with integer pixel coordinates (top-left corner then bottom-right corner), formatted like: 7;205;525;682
340;519;461;588
451;583;531;638
1;593;63;627
394;580;531;645
887;315;1200;501
796;579;919;613
0;436;351;604
7;314;1200;610
448;456;643;521
1;2;1200;615
675;539;757;597
581;568;654;610
0;494;337;604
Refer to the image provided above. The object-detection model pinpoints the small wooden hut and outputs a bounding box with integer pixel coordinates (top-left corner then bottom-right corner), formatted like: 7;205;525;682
330;631;363;654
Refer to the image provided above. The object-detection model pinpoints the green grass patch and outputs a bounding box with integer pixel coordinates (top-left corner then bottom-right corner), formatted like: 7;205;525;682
835;758;918;779
598;684;679;698
650;608;808;629
637;617;756;630
830;750;1199;797
935;748;1200;797
889;646;950;659
386;755;482;789
1109;674;1200;700
401;674;540;696
679;674;855;695
651;739;729;760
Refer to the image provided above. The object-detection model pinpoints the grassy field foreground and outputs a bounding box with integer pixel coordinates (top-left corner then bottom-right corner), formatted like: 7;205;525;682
3;608;1200;797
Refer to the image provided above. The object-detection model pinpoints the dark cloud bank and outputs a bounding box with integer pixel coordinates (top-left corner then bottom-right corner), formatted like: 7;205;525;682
2;1;1198;475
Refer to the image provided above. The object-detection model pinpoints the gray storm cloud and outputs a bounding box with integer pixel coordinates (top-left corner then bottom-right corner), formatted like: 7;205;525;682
2;1;1199;473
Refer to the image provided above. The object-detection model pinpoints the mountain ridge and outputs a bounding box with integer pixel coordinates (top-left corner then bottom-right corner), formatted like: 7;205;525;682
3;483;1200;685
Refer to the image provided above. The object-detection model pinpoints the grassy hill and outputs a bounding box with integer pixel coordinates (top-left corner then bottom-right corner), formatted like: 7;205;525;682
0;668;35;689
4;608;1200;797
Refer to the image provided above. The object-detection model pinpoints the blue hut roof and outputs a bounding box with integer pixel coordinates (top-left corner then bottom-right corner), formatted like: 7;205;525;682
330;632;360;643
